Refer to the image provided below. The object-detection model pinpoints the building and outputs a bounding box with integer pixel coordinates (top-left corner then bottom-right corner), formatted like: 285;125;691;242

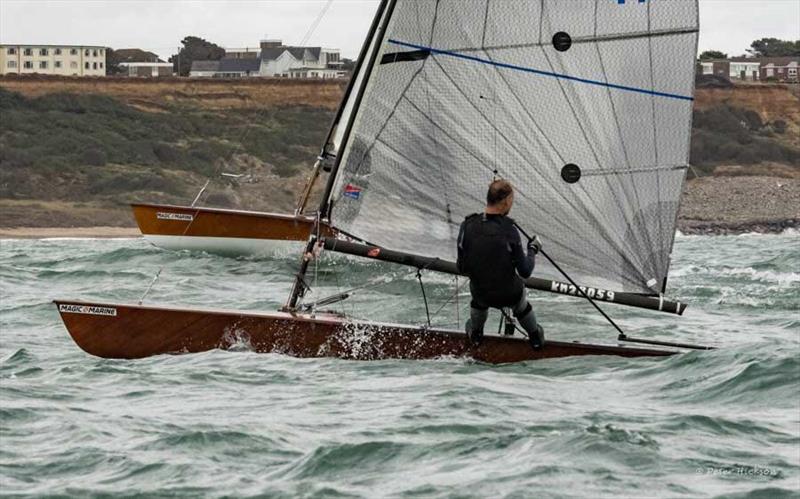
112;48;173;77
189;60;221;78
189;39;345;79
0;44;106;76
759;57;799;83
700;56;799;83
259;39;344;78
700;60;761;81
120;62;173;77
224;47;260;59
217;58;261;77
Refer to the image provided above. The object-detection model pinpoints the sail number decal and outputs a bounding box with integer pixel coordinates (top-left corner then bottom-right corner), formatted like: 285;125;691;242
157;212;194;221
58;304;118;316
550;281;616;302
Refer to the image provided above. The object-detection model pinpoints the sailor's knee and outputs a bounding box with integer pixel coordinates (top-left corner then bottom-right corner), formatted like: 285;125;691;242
513;301;533;319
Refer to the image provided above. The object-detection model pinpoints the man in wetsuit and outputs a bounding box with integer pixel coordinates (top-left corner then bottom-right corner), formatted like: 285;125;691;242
456;179;545;349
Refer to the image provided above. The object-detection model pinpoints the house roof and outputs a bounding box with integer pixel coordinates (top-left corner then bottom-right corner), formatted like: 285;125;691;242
114;48;163;63
261;46;322;62
190;60;220;72
726;56;800;65
218;58;261;73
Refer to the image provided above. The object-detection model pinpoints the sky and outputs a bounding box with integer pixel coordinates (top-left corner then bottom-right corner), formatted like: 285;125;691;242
0;0;798;61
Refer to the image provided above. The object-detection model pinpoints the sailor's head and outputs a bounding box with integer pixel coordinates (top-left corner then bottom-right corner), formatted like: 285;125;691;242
486;179;514;215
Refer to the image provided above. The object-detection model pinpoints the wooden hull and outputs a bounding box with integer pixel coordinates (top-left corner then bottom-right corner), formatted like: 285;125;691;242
131;203;334;255
54;300;675;363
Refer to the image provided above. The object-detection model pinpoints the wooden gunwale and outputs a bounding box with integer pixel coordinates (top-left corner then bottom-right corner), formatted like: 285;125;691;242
131;203;334;240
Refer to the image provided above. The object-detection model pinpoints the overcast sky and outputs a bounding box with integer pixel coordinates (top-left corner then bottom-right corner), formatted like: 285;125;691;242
1;0;798;60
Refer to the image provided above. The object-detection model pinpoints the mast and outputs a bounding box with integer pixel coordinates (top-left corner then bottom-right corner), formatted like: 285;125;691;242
294;0;390;216
286;0;396;309
317;0;398;220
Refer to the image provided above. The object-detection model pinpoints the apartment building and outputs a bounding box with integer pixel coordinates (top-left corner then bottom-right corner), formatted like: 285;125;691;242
0;45;107;76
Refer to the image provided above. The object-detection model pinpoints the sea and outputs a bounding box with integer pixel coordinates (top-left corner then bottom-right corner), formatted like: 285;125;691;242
1;232;798;498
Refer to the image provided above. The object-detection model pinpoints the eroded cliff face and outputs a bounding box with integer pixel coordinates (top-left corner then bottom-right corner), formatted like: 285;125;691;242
0;77;797;232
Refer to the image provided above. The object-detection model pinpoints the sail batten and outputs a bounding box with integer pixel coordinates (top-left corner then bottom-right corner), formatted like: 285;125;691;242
327;0;699;295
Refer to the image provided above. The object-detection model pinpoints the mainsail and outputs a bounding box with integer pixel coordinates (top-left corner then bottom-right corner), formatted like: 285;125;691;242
323;0;698;296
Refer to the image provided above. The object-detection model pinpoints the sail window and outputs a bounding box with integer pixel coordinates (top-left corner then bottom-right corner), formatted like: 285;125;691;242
552;32;572;52
561;164;581;184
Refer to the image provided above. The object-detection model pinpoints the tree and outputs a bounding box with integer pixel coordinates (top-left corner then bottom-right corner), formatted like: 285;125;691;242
169;36;225;76
746;38;800;58
105;48;123;75
699;50;727;60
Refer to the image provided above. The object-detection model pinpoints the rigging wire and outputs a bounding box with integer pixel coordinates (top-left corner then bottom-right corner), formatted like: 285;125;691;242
513;221;627;339
416;269;432;327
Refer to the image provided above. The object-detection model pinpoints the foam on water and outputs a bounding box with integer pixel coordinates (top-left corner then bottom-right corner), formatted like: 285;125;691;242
1;233;799;498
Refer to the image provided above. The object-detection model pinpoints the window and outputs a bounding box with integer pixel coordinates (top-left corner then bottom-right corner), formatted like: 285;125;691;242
55;61;62;68
39;61;48;69
99;62;104;69
23;48;32;56
7;47;16;55
70;48;78;55
93;62;97;69
70;61;78;68
7;61;17;68
92;50;98;57
85;49;89;56
23;61;33;69
85;62;90;69
39;48;48;56
55;48;62;55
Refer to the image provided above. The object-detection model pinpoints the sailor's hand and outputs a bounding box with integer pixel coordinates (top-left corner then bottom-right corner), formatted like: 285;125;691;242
527;235;542;255
304;240;325;261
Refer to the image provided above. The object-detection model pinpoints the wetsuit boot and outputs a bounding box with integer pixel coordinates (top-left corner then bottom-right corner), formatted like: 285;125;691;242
514;301;545;350
465;306;488;346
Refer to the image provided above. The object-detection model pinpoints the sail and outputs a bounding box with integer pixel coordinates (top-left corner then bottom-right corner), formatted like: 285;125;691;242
324;1;393;158
326;0;698;295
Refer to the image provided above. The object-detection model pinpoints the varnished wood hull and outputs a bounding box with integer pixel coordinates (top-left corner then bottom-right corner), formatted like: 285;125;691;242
54;300;675;363
131;203;334;255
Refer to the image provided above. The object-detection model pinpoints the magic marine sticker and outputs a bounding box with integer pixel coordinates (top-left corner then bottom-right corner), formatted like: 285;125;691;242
157;212;194;221
58;304;118;316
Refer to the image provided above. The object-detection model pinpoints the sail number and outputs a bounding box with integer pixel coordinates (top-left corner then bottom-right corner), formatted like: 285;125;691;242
550;281;616;302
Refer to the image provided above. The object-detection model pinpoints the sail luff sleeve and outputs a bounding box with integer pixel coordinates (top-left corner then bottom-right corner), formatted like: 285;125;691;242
326;0;699;295
319;0;390;162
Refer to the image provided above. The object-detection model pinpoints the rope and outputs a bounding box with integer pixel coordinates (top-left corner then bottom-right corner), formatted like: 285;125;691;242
416;269;431;327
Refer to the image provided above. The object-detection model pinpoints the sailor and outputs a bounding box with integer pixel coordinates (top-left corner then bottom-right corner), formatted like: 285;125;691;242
456;179;545;349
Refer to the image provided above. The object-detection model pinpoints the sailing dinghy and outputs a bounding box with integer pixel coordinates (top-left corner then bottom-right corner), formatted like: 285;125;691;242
57;0;706;363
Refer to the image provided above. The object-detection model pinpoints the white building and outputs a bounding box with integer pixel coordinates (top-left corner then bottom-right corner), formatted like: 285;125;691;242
0;44;107;76
120;62;174;77
189;39;346;79
259;40;344;78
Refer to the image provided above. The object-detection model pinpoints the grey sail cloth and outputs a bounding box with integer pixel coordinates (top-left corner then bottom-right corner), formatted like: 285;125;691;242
327;0;698;295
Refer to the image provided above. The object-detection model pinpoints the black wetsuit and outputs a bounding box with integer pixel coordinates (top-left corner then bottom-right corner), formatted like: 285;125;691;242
456;213;535;309
456;213;543;348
